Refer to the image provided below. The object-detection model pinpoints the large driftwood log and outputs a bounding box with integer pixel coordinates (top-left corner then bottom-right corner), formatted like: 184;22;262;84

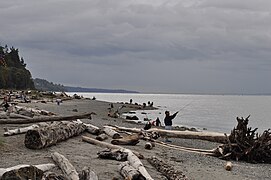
14;105;55;116
82;136;143;159
147;156;188;180
0;112;32;119
109;125;227;143
0;163;55;179
84;123;100;135
0;112;96;124
119;161;145;180
51;152;79;180
25;120;86;149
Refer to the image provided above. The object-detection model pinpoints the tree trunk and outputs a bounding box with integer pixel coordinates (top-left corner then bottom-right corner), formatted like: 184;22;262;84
85;123;100;135
3;122;49;136
0;112;32;119
0;112;96;124
111;133;141;146
147;156;188;180
51;152;79;180
25;120;86;149
119;161;145;180
96;133;108;141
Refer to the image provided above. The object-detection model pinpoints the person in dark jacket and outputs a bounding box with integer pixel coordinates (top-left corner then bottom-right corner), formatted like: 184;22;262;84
164;110;178;142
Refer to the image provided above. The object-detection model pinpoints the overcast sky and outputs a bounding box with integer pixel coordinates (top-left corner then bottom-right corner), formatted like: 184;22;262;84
1;0;271;94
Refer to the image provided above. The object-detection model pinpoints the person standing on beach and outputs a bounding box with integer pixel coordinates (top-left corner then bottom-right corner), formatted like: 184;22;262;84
164;110;178;142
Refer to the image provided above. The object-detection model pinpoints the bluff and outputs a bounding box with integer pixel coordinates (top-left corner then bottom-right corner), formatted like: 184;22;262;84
0;45;35;90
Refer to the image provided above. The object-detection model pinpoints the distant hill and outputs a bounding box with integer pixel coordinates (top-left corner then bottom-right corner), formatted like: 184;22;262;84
33;78;139;93
65;86;138;93
0;44;35;89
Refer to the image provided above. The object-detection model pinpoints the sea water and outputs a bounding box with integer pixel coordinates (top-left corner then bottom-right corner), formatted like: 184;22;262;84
67;92;271;133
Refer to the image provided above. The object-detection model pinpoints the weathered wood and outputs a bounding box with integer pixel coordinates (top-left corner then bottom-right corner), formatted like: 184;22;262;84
225;161;232;171
78;167;98;180
103;126;121;139
1;165;44;180
96;133;108;141
97;148;128;161
0;112;32;119
51;152;79;180
0;112;96;124
109;125;227;143
82;136;144;159
0;163;55;179
14;105;55;116
84;123;100;135
3;122;49;136
25;120;86;149
147;156;188;180
119;161;145;180
144;142;153;150
111;133;142;146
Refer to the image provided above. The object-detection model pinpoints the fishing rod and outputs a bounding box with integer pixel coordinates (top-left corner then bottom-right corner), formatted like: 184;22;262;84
177;101;193;113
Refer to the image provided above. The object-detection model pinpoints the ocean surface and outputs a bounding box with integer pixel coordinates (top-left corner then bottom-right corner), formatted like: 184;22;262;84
68;92;271;133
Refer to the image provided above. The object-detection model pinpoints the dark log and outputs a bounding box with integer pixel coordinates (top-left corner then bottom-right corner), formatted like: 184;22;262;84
25;120;86;149
144;142;154;150
97;148;128;161
79;167;98;180
0;112;96;124
147;156;188;180
111;133;142;146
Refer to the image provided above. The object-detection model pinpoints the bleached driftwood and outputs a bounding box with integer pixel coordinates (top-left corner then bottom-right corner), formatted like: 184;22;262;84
3;122;49;136
97;148;128;161
51;152;79;180
103;126;121;139
0;163;55;179
25;120;86;149
14;105;55;116
119;161;145;180
0;112;32;119
225;161;232;171
0;112;96;124
109;125;227;143
84;123;100;135
144;142;154;150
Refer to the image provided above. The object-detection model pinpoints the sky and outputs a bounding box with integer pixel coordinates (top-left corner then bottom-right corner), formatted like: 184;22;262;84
1;0;271;94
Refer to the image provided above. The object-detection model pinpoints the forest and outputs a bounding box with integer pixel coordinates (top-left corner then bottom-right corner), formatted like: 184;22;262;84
0;44;35;90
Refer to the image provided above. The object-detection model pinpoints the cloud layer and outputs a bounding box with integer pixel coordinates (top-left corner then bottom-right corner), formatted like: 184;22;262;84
1;0;271;94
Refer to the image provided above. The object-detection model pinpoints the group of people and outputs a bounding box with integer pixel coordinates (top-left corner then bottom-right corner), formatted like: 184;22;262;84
144;110;179;142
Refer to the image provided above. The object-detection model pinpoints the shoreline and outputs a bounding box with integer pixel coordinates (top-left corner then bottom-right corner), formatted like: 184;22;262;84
1;97;270;179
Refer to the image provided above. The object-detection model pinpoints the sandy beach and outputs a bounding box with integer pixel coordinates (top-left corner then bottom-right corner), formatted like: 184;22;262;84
0;98;270;180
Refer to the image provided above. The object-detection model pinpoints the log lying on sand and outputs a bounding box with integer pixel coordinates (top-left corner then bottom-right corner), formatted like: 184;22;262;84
147;156;188;180
119;161;145;180
0;112;32;119
98;148;128;161
109;125;227;143
25;120;86;149
79;167;98;180
14;105;55;116
3;122;49;136
0;112;96;124
96;133;108;141
111;133;142;145
51;152;79;180
84;123;100;135
0;163;55;179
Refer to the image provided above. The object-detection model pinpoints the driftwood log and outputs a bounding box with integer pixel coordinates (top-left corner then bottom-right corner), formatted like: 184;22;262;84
96;133;108;141
0;112;32;119
84;123;100;135
218;116;271;163
107;125;227;143
0;164;55;179
51;152;80;180
119;161;145;180
111;133;142;146
0;112;96;124
103;126;121;139
25;120;86;149
78;167;98;180
4;122;50;136
147;156;188;180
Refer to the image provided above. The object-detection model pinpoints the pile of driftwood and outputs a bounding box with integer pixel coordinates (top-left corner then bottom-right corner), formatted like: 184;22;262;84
217;116;271;163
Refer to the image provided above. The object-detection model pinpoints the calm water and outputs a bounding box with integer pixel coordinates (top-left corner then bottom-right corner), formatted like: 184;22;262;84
68;92;271;133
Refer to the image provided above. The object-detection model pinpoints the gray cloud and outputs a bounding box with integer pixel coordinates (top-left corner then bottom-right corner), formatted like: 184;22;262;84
1;0;271;94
